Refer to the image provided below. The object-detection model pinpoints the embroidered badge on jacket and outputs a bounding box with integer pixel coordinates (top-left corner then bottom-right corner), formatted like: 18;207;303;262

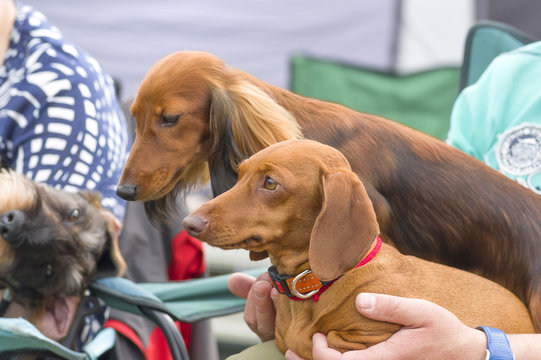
496;123;541;176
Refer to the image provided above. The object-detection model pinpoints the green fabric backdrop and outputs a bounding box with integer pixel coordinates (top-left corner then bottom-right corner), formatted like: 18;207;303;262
290;56;460;140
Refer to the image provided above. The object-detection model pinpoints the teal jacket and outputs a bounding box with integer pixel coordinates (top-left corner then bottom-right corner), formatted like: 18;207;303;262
447;41;541;195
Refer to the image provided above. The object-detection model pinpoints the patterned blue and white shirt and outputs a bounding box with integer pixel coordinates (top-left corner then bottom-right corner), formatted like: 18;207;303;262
0;4;130;220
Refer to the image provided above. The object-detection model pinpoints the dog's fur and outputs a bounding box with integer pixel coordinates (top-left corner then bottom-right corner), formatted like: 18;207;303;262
183;140;535;358
0;169;125;341
117;50;541;330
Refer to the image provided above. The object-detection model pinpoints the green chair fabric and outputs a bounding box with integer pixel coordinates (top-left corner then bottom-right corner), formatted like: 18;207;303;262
459;20;536;91
90;267;265;324
0;318;115;360
290;56;460;140
0;267;266;359
83;328;117;360
139;267;266;323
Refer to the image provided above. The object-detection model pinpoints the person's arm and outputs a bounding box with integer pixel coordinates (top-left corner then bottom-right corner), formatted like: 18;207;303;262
227;272;278;341
7;33;129;219
508;334;541;360
287;293;541;359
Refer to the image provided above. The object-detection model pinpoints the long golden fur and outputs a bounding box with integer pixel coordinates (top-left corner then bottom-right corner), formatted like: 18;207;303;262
182;139;534;358
117;50;541;330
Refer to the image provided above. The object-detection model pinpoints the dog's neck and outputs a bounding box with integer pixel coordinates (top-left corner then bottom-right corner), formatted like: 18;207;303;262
269;236;382;301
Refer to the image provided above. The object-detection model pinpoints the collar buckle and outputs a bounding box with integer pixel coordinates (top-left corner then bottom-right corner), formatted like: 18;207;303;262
291;270;319;299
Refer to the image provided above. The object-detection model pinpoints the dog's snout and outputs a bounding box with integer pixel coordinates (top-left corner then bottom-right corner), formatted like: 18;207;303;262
0;210;26;243
116;183;138;201
182;215;208;237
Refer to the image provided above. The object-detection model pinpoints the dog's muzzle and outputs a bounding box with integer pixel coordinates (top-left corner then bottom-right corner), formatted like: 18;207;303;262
0;210;26;245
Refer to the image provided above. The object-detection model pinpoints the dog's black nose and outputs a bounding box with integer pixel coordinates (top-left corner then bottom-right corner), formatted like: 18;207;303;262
182;215;208;236
0;210;26;243
116;183;138;201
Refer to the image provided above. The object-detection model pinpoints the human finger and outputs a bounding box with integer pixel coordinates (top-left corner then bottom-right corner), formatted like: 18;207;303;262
249;278;277;341
355;293;452;328
311;333;344;359
227;272;256;299
285;349;306;360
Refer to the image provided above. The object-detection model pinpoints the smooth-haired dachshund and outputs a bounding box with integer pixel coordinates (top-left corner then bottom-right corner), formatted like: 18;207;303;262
0;169;125;343
182;139;534;358
116;50;541;330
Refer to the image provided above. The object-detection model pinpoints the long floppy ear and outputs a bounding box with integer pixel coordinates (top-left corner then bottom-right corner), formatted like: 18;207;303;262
208;87;244;197
208;79;303;197
309;170;380;281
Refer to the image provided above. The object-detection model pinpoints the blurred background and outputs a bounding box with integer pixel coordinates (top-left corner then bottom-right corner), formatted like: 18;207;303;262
20;0;541;358
20;0;541;101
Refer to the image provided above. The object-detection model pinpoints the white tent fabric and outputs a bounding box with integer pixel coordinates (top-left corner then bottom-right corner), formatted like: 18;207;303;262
22;0;474;99
397;0;474;73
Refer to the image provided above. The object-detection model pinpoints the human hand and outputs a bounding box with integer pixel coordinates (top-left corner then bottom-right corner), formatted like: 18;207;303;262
227;271;278;342
285;293;487;360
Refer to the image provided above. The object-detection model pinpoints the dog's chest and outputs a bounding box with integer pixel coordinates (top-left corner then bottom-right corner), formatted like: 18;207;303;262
274;290;353;357
275;297;319;356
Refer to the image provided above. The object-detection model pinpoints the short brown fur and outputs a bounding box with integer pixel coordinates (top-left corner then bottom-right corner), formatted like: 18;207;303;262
183;140;534;358
118;51;541;329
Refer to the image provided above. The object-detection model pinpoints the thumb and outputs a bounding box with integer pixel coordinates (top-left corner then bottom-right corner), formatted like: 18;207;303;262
227;272;259;299
356;293;447;328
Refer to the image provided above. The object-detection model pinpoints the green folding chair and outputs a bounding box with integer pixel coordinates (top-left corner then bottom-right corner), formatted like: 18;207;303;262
0;318;115;360
459;20;536;91
0;267;266;360
290;56;460;140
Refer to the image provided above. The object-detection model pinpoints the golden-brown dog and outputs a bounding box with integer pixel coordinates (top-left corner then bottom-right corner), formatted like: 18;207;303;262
182;140;534;358
116;50;541;330
0;169;125;343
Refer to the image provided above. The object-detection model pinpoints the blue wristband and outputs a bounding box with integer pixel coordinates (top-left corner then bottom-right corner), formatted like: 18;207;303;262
477;326;514;360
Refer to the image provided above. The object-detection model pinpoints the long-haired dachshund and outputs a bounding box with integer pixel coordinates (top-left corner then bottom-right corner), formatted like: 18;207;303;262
182;139;534;358
0;169;125;343
116;50;541;330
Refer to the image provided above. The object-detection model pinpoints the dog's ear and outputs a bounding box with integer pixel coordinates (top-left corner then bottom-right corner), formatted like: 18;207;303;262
309;170;380;281
208;87;243;197
78;190;102;208
96;208;127;278
208;80;302;197
79;191;126;277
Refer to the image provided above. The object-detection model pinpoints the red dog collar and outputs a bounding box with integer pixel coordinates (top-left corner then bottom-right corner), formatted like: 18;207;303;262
268;236;382;301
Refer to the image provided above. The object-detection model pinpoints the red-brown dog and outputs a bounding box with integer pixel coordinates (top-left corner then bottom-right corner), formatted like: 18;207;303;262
116;50;541;330
183;139;534;358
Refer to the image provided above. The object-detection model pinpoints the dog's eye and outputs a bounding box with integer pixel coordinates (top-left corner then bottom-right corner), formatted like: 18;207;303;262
264;177;278;190
160;114;181;127
69;208;80;221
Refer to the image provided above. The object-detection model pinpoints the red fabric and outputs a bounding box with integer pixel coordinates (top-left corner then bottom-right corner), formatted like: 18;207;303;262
145;230;206;360
168;229;206;281
105;319;146;356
